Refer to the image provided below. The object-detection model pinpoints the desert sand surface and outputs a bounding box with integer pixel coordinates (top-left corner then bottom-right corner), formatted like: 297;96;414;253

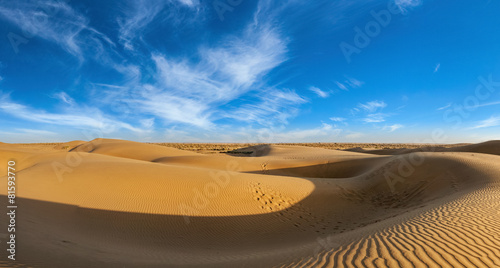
1;139;500;267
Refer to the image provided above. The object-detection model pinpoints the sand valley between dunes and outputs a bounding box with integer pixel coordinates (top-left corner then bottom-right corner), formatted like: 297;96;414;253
1;139;500;267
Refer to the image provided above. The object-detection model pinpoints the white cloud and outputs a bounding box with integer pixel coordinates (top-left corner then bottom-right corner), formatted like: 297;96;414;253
134;85;214;128
176;0;199;7
335;76;363;91
436;101;500;113
335;81;348;91
383;124;404;132
140;118;155;129
0;0;307;138
309;86;330;98
345;76;364;88
434;63;441;73
353;101;391;123
363;113;388;123
469;101;500;109
226;88;306;126
0;94;142;133
330;117;346;122
53;92;75;106
437;103;451;111
118;1;165;51
395;0;423;13
471;116;500;129
0;1;113;60
358;100;387;113
121;24;293;128
117;0;200;50
16;128;57;136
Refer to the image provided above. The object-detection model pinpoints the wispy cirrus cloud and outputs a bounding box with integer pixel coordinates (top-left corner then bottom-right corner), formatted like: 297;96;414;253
335;76;364;91
118;0;202;50
176;0;199;7
308;86;330;98
0;0;113;60
15;128;58;136
395;0;423;13
335;81;348;91
2;0;386;142
0;94;142;133
471;115;500;129
437;103;451;111
226;88;306;126
437;101;500;112
383;124;404;132
118;0;165;51
118;22;297;128
434;63;441;73
469;101;500;109
52;92;75;106
345;76;364;88
358;100;387;113
330;117;346;122
363;113;389;123
0;0;306;136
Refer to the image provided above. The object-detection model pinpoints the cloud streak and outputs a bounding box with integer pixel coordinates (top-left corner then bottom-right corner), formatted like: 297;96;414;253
0;94;142;133
437;103;451;111
118;0;202;50
434;63;441;73
308;86;329;98
330;117;346;122
358;100;387;113
335;76;364;91
471;116;500;129
363;113;389;123
0;1;113;60
383;124;404;132
395;0;423;13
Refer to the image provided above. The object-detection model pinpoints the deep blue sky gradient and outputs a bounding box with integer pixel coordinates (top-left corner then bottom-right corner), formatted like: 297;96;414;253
0;0;499;143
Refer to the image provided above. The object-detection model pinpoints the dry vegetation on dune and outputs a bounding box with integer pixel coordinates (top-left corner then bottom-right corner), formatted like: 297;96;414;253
153;142;260;153
1;139;499;267
152;142;470;154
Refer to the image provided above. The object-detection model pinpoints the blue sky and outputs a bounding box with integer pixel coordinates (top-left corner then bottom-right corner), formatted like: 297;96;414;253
0;0;500;143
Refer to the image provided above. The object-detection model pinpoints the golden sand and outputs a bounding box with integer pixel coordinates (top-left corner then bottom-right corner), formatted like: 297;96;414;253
1;139;499;267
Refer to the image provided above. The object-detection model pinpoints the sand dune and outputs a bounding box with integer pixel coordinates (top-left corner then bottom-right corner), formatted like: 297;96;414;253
74;138;199;160
354;140;500;157
1;139;499;267
449;140;500;155
53;140;87;151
